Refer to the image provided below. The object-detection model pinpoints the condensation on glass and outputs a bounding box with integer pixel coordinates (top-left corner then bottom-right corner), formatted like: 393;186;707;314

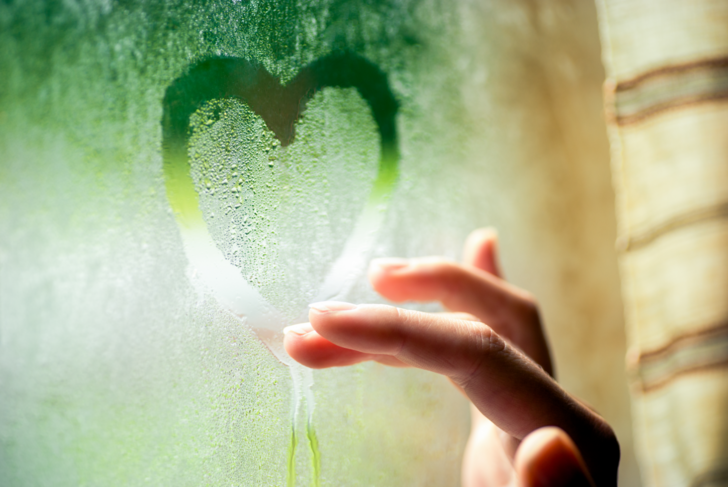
0;1;635;486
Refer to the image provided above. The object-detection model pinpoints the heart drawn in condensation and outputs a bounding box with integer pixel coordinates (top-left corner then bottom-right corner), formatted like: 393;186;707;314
161;52;399;333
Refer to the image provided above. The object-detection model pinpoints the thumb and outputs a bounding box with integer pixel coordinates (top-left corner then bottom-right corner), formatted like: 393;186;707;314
515;427;595;487
463;228;503;277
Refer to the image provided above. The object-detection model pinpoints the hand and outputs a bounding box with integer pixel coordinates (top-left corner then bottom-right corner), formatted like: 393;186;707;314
284;229;619;486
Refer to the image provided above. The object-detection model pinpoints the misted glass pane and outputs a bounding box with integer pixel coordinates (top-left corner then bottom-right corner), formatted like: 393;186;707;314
1;1;618;486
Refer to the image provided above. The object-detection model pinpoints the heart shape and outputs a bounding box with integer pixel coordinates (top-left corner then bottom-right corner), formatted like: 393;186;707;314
162;52;399;328
187;87;380;314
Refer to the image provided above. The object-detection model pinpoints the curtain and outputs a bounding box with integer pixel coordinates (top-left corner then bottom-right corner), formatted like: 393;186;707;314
597;1;728;485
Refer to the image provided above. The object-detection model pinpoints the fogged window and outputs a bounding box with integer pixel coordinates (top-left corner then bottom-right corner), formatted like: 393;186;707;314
0;1;633;486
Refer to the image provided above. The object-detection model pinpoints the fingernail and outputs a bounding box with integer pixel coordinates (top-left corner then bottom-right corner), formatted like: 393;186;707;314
371;258;410;271
309;301;358;313
283;323;313;336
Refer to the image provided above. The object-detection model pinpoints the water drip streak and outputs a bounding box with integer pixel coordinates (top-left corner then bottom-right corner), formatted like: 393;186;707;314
287;363;319;486
303;366;320;487
287;426;297;487
307;420;322;487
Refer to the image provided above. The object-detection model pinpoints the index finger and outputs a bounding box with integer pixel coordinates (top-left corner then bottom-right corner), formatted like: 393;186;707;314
296;301;619;486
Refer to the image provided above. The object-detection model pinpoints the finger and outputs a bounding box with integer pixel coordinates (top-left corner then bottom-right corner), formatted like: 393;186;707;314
463;227;503;277
284;312;480;390
368;258;551;372
283;323;408;368
515;427;595;487
368;257;529;320
461;417;515;487
435;311;481;322
306;301;553;435
306;302;619;486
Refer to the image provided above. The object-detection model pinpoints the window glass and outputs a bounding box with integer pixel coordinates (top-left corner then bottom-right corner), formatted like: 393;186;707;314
0;1;634;486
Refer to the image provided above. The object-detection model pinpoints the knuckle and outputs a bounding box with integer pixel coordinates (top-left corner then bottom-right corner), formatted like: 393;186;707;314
519;290;538;310
481;324;507;356
456;324;507;388
517;291;541;322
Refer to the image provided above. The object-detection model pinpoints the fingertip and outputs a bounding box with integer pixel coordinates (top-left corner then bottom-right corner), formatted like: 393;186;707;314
369;257;410;274
368;258;413;302
309;301;358;314
283;325;374;369
282;323;315;364
463;227;502;277
470;227;499;240
283;322;314;336
515;427;594;487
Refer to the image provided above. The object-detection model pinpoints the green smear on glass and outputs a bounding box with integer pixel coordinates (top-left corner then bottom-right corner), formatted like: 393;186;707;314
287;425;298;487
307;421;321;487
286;421;322;487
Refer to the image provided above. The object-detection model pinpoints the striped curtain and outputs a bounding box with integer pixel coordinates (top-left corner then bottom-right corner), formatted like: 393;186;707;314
596;1;728;486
